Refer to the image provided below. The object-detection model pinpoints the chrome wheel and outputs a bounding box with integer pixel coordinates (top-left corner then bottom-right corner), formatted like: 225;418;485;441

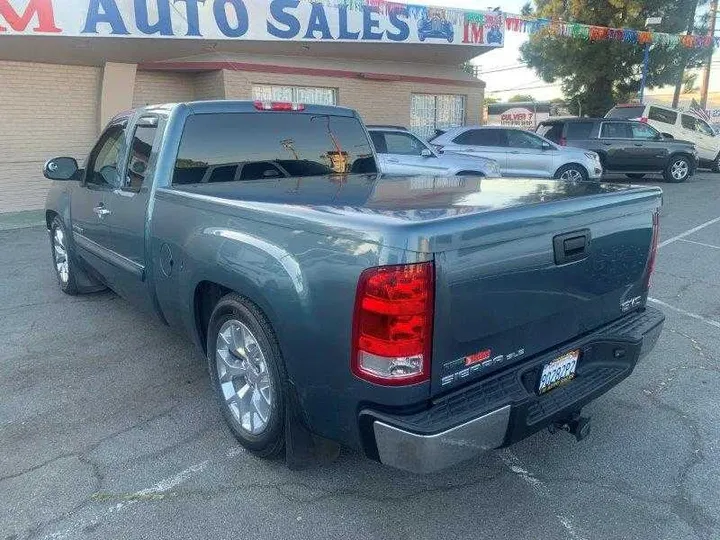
671;159;689;181
560;168;583;182
215;320;274;436
53;227;69;284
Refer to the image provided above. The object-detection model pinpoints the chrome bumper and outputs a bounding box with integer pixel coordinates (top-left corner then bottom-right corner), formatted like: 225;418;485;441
373;406;511;474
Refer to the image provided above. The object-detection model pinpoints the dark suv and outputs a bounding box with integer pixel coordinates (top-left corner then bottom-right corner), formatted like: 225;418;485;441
537;118;699;183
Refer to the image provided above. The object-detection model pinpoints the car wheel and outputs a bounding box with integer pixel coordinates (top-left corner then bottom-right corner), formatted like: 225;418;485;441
555;164;589;183
711;153;720;173
207;293;286;458
664;156;691;183
626;173;646;179
50;216;79;295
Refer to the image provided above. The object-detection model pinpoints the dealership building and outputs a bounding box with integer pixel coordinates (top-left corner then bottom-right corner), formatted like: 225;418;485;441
0;0;502;212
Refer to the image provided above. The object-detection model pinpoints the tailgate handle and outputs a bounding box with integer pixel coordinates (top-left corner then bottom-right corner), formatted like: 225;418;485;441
554;230;591;265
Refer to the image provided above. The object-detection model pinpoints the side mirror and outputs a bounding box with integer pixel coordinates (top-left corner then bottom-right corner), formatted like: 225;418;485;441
44;157;79;181
130;160;147;176
421;148;433;158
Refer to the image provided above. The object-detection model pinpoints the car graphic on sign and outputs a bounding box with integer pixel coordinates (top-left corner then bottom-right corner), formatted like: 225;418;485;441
418;15;454;43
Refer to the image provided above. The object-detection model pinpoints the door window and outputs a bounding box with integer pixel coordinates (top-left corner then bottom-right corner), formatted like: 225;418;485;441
506;130;545;149
240;162;285;180
648;107;677;125
536;123;563;143
681;115;697;131
86;124;126;189
383;132;427;156
630;123;660;140
125;122;158;192
452;129;507;147
600;123;632;139
696;119;715;136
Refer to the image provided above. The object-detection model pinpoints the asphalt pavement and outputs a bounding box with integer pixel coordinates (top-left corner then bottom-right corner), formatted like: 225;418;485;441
1;172;719;540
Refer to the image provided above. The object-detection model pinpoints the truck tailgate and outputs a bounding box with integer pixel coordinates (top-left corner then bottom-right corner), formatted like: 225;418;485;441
432;188;661;395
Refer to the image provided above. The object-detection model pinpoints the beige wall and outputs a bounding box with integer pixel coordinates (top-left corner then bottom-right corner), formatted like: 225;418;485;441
221;70;483;127
132;71;196;108
0;61;102;212
100;63;137;128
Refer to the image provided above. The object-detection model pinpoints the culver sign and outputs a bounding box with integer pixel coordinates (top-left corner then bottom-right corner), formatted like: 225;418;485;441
0;0;504;46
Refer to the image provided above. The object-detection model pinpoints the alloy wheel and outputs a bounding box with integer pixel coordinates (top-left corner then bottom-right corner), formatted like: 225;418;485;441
671;160;689;181
53;227;69;284
215;319;274;435
560;168;583;182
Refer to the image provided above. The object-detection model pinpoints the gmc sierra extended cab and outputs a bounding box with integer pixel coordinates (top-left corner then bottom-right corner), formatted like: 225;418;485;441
44;100;665;473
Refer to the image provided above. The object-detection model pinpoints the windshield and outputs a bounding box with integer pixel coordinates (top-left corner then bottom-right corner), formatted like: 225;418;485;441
173;112;377;185
606;106;645;120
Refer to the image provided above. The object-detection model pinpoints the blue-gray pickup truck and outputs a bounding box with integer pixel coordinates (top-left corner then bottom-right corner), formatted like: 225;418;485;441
44;100;665;473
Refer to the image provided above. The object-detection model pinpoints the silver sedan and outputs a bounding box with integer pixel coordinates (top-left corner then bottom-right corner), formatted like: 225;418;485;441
368;127;502;177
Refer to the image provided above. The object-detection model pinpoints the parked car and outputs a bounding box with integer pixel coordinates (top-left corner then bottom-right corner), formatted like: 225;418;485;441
368;127;501;177
537;118;699;183
606;103;720;172
430;126;603;181
44;100;664;474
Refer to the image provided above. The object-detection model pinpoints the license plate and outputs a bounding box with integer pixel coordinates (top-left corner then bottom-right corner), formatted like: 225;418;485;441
538;350;579;394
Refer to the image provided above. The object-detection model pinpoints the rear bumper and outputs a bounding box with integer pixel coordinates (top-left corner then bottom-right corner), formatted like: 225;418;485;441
363;306;664;474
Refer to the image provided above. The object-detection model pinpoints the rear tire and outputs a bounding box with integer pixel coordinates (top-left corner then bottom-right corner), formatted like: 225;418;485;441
554;164;589;182
207;293;286;458
663;156;691;183
626;173;646;179
49;217;79;295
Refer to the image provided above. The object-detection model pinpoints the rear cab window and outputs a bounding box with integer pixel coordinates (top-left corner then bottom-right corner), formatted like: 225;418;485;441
172;112;377;185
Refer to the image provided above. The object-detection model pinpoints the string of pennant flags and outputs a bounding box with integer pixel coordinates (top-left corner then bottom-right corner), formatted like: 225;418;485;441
310;0;718;49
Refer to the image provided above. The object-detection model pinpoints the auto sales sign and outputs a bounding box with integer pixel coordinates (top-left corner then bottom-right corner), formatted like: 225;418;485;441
0;0;505;46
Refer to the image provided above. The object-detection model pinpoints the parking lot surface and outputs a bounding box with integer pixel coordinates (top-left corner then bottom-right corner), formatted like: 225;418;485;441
1;172;719;540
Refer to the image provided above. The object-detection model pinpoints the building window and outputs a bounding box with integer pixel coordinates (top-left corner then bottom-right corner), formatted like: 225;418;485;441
253;85;337;106
411;94;466;139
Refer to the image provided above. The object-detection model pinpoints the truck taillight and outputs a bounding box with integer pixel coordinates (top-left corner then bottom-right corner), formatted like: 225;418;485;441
352;262;434;386
253;101;306;111
645;212;660;289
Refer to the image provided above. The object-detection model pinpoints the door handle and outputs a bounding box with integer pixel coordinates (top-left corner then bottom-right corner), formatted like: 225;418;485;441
93;205;111;218
510;151;520;154
634;143;644;147
386;158;400;163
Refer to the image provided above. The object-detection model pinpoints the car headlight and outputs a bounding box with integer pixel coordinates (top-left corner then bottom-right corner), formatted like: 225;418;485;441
584;152;600;162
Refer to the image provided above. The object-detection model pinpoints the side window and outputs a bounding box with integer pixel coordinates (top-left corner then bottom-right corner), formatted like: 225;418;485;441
453;129;506;147
369;132;388;154
537;123;562;143
506;130;545;150
384;132;426;156
600;123;631;139
240;162;284;181
631;123;660;140
86;125;126;189
696;119;715;136
207;165;238;183
125;121;158;192
681;115;697;131
648;107;677;125
565;122;595;141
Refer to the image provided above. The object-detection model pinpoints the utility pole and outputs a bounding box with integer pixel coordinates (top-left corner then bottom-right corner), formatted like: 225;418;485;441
640;17;663;103
673;0;699;108
700;0;718;109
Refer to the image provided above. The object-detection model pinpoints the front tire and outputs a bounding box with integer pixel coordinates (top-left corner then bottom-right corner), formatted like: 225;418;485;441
207;293;286;458
555;164;589;183
664;156;691;183
49;216;78;295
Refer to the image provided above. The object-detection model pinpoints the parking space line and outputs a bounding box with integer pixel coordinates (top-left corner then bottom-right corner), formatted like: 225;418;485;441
679;238;720;250
658;216;720;249
648;297;720;330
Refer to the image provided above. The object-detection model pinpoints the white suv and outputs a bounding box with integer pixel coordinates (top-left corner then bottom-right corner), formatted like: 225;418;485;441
607;104;720;172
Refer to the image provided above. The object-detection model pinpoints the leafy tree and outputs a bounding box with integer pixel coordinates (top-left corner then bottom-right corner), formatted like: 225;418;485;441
508;94;536;102
485;96;501;105
520;0;709;117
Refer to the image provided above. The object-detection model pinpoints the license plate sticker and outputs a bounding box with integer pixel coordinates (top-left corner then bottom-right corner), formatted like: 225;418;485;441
538;350;579;394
